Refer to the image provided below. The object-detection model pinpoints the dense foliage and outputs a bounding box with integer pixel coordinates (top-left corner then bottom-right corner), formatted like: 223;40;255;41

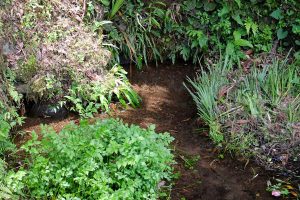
1;0;299;115
2;119;175;199
95;0;300;66
0;69;21;156
66;65;140;118
186;55;300;173
0;60;25;200
0;0;140;117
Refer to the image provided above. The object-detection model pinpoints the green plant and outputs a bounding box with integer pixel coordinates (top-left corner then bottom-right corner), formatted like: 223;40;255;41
0;121;15;157
109;0;125;19
17;55;37;82
20;118;175;199
0;63;25;200
0;80;24;127
186;53;300;173
267;179;299;198
0;158;26;200
258;58;298;106
184;55;231;144
2;0;141;117
179;155;200;170
0;64;24;128
98;0;300;67
30;74;63;102
66;65;140;118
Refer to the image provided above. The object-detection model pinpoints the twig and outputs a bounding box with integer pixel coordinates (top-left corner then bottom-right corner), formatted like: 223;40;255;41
81;0;86;20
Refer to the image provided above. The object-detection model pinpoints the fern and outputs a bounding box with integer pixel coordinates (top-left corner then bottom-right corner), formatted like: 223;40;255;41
251;22;258;36
244;17;258;36
245;18;252;35
66;65;140;118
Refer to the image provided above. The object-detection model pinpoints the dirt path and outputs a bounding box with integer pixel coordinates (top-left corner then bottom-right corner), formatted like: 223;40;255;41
21;64;274;200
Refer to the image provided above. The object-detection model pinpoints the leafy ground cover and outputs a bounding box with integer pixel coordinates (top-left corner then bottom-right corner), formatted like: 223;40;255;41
98;0;299;65
1;118;175;199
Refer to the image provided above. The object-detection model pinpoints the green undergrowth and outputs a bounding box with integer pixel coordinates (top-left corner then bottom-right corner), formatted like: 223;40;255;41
65;65;141;118
95;0;300;67
186;54;300;173
1;119;175;199
0;0;140;118
1;0;299;117
0;61;25;200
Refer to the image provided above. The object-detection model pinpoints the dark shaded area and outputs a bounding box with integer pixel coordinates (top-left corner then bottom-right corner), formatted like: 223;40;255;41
24;101;68;119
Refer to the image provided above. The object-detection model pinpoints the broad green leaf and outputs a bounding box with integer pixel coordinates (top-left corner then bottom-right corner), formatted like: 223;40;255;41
218;5;230;17
0;121;10;138
226;42;235;55
234;39;253;48
235;0;241;8
203;1;216;11
277;28;288;40
233;30;242;40
270;9;283;20
292;24;300;34
100;0;110;6
198;35;208;48
232;14;243;25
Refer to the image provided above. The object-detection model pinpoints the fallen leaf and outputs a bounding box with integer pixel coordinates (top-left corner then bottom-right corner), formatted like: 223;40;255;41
290;191;298;197
286;185;294;190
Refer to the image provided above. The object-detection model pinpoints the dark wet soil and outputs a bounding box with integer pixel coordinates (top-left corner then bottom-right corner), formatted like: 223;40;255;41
18;64;274;200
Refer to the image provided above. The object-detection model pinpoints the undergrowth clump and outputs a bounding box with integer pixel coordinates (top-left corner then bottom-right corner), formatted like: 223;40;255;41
186;54;300;174
94;0;300;66
17;119;174;199
0;57;23;156
66;65;140;118
0;57;26;199
0;0;139;116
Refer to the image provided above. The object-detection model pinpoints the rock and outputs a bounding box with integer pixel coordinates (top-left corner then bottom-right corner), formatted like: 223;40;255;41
2;42;15;55
29;103;68;119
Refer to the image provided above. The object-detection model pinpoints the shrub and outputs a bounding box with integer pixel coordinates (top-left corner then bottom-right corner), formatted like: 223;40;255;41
0;67;19;155
0;56;25;200
65;65;140;118
186;54;300;172
20;119;174;199
0;0;140;115
95;0;300;66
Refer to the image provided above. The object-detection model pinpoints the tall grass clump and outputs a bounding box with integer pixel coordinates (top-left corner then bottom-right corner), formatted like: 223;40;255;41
186;54;300;173
184;56;232;144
